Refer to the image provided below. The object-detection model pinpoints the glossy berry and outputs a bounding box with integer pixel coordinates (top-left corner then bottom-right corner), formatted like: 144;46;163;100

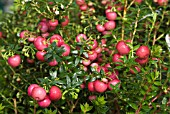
108;70;119;80
136;45;150;59
8;55;21;68
80;4;88;11
96;24;105;32
158;0;168;6
20;30;28;38
82;59;91;66
49;86;62;101
61;16;69;27
76;0;86;6
27;84;40;96
135;57;149;65
61;44;71;56
108;79;120;90
50;34;64;47
38;95;51;108
88;81;95;92
34;36;48;51
106;12;117;21
88;51;98;61
94;80;108;93
130;66;141;74
32;87;47;101
38;22;48;33
112;53;123;64
116;41;130;55
76;34;87;42
88;95;96;101
104;21;116;30
48;19;59;27
36;51;46;62
48;59;58;66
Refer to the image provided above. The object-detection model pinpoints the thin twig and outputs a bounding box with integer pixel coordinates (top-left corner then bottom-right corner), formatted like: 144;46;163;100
34;103;36;114
13;98;17;114
135;84;152;114
52;103;62;114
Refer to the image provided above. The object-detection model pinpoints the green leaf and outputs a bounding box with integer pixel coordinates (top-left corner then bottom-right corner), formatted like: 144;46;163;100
80;103;93;113
128;102;138;110
80;104;85;113
49;70;57;78
66;75;71;88
162;97;167;105
154;81;162;86
75;57;80;66
83;52;88;58
71;50;78;54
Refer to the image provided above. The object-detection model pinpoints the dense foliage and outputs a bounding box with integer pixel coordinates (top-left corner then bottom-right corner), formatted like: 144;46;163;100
0;0;170;113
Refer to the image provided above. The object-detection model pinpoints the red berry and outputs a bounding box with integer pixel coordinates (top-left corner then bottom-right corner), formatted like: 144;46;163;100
104;21;116;30
61;16;69;27
135;57;149;65
38;95;51;108
32;87;47;101
135;0;143;4
108;79;120;90
108;70;119;80
20;30;28;38
88;40;98;50
88;81;95;92
90;62;100;72
76;34;87;42
112;53;123;65
96;24;105;32
26;58;35;64
130;66;141;74
48;19;59;27
88;95;96;101
76;0;86;6
38;22;48;33
158;0;168;6
80;83;86;89
106;12;117;21
49;86;62;101
36;51;46;62
80;4;88;11
116;41;130;55
34;36;48;51
61;44;71;56
82;59;91;66
42;32;50;38
8;55;21;68
136;45;150;59
94;80;107;93
95;47;102;54
0;31;3;38
105;9;111;14
27;84;40;96
102;31;112;35
50;34;64;47
48;59;58;66
88;51;97;61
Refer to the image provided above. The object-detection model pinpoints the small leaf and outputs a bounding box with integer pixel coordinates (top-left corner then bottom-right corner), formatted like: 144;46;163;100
83;52;88;58
49;70;57;78
72;50;78;54
66;75;71;88
162;97;167;105
80;104;85;112
128;102;138;110
75;57;80;66
154;81;162;86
